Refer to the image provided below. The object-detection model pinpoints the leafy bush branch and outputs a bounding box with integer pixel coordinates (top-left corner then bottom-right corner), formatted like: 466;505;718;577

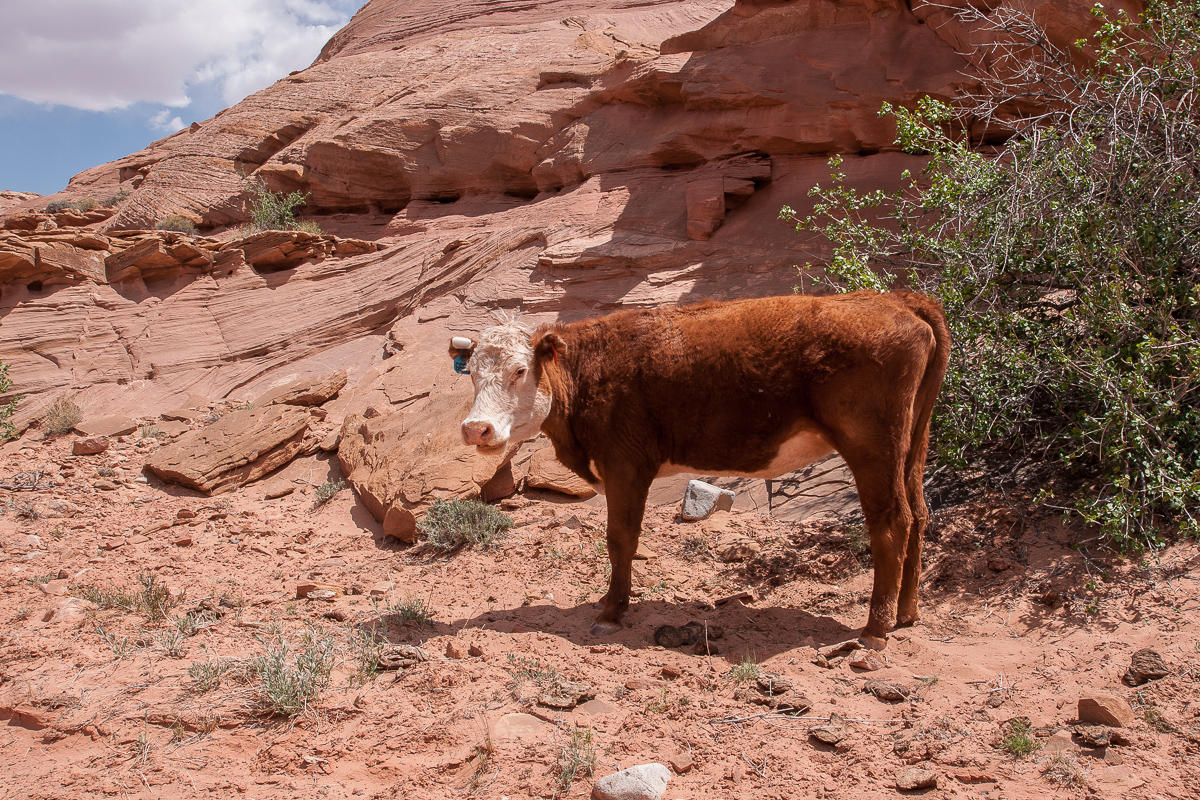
782;1;1200;547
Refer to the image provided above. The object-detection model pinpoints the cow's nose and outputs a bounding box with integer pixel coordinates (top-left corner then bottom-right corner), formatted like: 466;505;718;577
461;420;494;446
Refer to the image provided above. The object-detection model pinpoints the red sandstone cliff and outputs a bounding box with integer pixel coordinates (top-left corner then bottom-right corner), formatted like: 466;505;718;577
0;0;1133;518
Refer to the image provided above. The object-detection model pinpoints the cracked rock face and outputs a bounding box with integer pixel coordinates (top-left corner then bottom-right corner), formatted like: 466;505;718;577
0;0;1121;522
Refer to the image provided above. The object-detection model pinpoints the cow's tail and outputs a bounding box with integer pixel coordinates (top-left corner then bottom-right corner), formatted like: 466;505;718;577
903;294;951;481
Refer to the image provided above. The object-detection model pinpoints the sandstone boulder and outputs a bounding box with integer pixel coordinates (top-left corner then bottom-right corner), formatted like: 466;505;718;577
1078;694;1136;728
145;404;324;494
72;436;110;456
526;446;597;498
592;764;671;800
337;378;513;543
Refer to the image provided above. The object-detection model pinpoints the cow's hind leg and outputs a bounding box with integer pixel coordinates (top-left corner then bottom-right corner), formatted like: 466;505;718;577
840;451;913;650
591;473;651;636
896;465;928;628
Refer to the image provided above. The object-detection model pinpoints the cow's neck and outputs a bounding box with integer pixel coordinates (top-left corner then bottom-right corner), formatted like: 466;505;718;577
538;332;600;486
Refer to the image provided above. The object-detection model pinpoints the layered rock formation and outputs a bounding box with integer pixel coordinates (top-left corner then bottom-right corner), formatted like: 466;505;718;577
0;0;1130;527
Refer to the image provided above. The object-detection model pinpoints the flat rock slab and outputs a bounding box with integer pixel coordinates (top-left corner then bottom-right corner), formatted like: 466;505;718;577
74;415;137;438
592;763;671;800
253;368;347;408
491;712;552;741
145;405;323;494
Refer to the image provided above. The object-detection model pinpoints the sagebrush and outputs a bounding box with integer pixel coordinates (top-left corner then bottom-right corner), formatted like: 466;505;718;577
783;0;1200;548
417;498;514;551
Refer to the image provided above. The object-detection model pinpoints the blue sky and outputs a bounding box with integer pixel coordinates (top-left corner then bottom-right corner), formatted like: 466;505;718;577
0;0;364;195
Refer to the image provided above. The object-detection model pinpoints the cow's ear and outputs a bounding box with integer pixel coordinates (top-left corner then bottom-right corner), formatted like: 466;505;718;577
449;336;475;374
533;330;566;367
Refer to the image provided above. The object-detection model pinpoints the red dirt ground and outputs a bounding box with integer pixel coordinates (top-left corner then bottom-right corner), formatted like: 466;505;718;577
3;426;1198;800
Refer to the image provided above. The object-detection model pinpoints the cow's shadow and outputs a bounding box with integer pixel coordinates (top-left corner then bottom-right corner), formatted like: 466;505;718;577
445;597;860;664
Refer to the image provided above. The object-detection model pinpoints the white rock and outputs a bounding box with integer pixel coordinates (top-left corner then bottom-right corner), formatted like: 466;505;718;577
592;763;671;800
681;480;735;521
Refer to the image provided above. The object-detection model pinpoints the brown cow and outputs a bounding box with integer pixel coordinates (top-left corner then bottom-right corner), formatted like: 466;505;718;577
450;292;950;649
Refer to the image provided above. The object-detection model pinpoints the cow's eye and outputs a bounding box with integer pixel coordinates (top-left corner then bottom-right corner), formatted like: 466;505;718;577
514;368;527;380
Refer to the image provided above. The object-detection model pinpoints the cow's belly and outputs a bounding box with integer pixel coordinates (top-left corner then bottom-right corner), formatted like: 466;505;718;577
655;428;835;481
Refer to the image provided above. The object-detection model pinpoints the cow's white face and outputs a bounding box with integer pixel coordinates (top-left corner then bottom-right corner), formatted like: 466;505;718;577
453;322;552;452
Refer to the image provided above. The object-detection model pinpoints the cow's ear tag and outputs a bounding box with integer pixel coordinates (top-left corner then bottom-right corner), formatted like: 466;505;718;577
450;336;474;375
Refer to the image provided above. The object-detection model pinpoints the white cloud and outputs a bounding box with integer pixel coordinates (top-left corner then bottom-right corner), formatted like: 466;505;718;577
0;0;360;112
148;110;185;132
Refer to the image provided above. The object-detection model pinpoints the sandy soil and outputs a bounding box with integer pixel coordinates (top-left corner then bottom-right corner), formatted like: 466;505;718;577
2;426;1198;800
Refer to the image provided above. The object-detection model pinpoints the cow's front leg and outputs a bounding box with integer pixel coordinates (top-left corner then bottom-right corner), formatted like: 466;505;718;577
591;473;651;636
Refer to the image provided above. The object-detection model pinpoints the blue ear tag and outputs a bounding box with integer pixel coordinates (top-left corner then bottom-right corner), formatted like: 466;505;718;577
453;354;471;375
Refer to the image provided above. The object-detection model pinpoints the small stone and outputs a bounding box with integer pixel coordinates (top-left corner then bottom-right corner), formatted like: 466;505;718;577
176;509;197;519
369;581;394;598
468;643;485;657
377;644;429;670
714;538;759;562
694;639;719;655
172;535;193;547
1078;694;1135;727
755;674;794;695
322;606;351;621
93;479;117;491
1043;730;1078;753
667;752;694;774
296;581;344;600
987;557;1013;571
624;678;654;690
864;680;909;702
445;639;466;659
680;480;735;521
72;436;109;456
849;651;887;671
1073;725;1131;747
895;767;938;791
538;677;596;709
591;763;671;800
38;579;69;596
661;665;682;679
810;725;845;745
261;478;295;500
1123;648;1169;686
633;544;656;560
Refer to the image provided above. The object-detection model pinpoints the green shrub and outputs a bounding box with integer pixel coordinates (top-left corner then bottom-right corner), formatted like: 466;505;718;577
250;628;334;716
71;197;98;212
104;188;130;207
244;175;311;232
0;360;19;441
314;479;345;505
783;0;1200;548
417;498;514;551
155;215;196;234
44;199;70;214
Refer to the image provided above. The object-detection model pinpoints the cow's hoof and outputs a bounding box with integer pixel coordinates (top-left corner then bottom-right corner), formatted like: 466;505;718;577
895;613;920;628
590;620;623;636
858;633;888;651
